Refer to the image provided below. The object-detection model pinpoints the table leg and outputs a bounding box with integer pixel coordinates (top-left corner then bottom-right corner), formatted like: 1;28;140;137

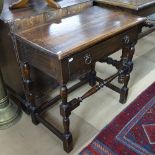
118;49;127;84
22;63;39;125
60;85;73;153
120;44;135;104
88;64;96;87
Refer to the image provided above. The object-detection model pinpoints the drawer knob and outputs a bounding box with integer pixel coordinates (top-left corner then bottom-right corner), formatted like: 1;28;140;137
84;54;92;65
122;35;130;44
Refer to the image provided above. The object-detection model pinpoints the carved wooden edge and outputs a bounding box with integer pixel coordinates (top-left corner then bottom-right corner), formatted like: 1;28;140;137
96;0;155;11
9;0;61;10
95;0;138;10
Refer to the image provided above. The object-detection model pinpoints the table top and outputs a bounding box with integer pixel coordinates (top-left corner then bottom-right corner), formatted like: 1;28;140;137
15;6;144;60
95;0;155;11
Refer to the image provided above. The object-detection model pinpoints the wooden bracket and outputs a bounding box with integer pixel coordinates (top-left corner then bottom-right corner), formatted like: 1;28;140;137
9;0;61;9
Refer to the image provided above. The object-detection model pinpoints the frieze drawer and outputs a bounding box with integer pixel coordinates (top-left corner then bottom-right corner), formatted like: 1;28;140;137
68;26;139;79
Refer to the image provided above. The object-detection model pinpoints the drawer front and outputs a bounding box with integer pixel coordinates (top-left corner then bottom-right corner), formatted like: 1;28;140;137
68;27;138;79
68;51;92;80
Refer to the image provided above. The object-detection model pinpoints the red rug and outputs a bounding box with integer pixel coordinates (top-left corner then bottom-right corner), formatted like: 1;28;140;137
80;82;155;155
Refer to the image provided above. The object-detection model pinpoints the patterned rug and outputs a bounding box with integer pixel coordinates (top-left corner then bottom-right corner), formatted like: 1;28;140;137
80;82;155;155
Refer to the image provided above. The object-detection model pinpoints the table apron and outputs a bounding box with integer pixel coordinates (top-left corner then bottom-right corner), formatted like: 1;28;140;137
16;26;139;84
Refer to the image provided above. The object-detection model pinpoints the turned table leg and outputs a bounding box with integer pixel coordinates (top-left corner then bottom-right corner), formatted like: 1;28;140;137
88;64;96;87
118;49;127;84
22;63;39;125
60;85;73;153
119;44;135;104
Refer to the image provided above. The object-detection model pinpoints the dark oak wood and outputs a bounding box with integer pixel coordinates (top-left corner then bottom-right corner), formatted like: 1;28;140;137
22;63;39;124
12;4;145;152
95;0;155;11
119;43;135;103
15;6;144;60
95;0;155;37
15;6;144;84
0;0;92;106
0;0;146;153
95;0;155;15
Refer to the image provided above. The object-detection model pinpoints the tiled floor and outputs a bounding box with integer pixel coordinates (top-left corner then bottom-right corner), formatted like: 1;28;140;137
0;32;155;155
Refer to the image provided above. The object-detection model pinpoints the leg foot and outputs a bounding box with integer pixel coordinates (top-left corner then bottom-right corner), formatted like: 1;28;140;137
120;74;130;104
31;111;39;125
63;132;73;153
120;86;128;104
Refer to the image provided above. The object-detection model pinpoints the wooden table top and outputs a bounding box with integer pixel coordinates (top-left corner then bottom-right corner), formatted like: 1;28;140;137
15;6;144;60
95;0;155;10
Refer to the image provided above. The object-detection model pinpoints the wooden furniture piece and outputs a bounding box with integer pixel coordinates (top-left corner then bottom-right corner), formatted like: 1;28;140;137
95;0;155;38
12;4;144;152
95;0;155;11
9;0;61;9
0;0;92;111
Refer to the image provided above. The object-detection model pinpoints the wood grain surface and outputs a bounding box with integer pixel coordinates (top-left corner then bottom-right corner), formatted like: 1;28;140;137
16;6;144;60
95;0;155;10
